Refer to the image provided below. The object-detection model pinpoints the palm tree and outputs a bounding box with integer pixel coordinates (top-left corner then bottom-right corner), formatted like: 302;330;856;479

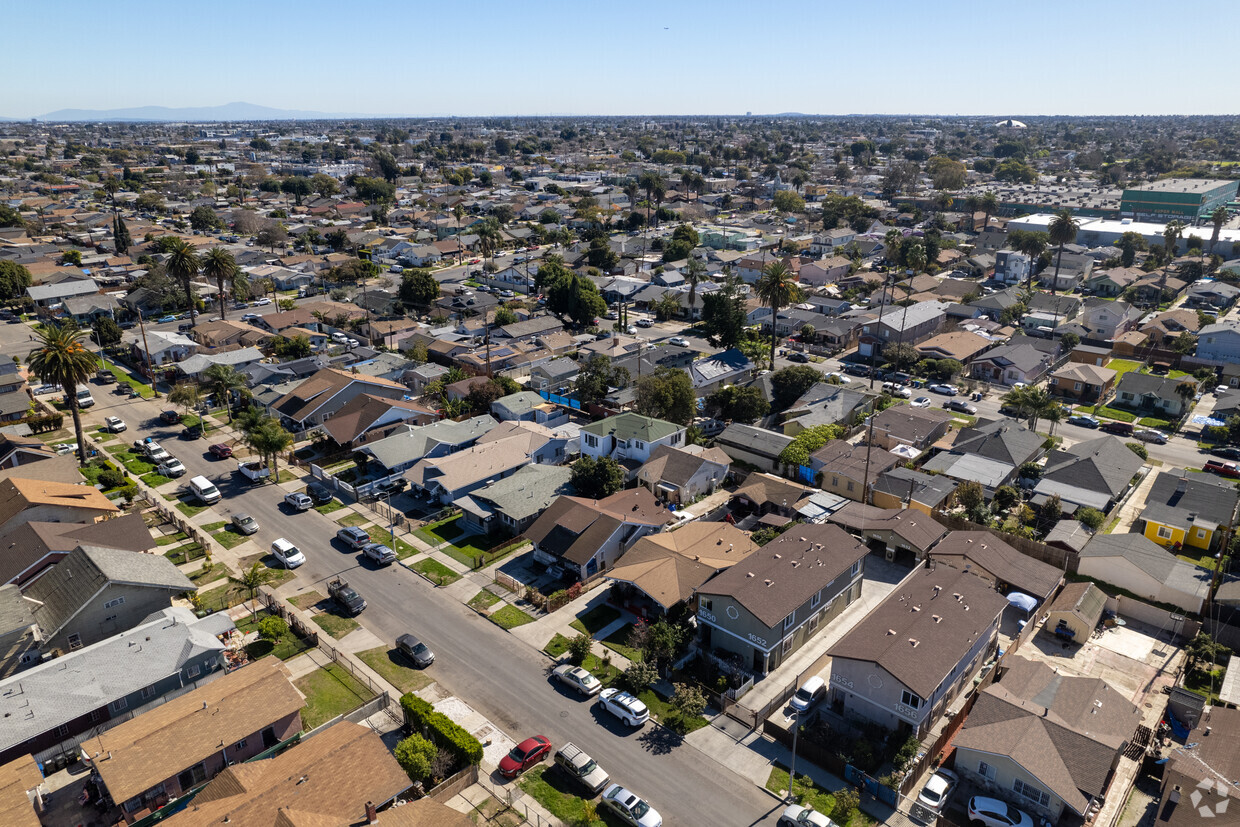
166;238;201;326
1210;206;1228;255
980;192;998;231
1176;380;1199;411
964;195;981;228
1003;385;1057;432
452;204;465;263
754;261;803;369
1047;209;1079;297
907;242;927;275
1017;233;1048;290
202;363;247;423
201;248;241;320
1161;220;1185;297
229;561;272;619
244;419;293;482
884;229;903;267
476;219;502;270
28;321;96;466
685;258;705;320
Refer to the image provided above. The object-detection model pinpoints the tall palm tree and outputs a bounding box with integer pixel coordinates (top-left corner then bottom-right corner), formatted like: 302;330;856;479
907;242;927;275
1161;220;1185;297
685;258;705;320
884;229;903;266
202;363;247;423
1003;385;1057;432
166;239;201;326
1210;206;1228;255
201;248;241;320
980;192;998;231
245;420;293;482
476;219;502;270
452;204;465;263
1017;233;1048;290
28;321;96;466
964;194;981;228
1047;209;1079;297
754;261;803;369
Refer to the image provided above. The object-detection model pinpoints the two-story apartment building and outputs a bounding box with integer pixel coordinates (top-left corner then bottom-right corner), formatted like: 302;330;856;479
1196;320;1240;362
993;250;1031;286
696;524;868;676
827;566;1008;737
579;413;686;464
857;301;950;358
809;440;901;502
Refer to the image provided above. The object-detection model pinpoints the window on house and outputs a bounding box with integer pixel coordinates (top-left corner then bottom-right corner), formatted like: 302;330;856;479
67;634;82;650
810;590;822;609
831;476;839;488
809;613;820;632
702;599;712;611
978;761;995;779
782;637;794;654
187;665;201;679
1157;526;1173;540
89;709;103;723
53;724;70;738
850;560;861;577
140;685;157;700
1013;778;1050;808
111;698;128;713
584;434;598;448
900;690;922;709
847;481;855;492
235;739;248;751
1074;382;1082;391
104;596;126;609
784;612;796;630
1197;528;1208;539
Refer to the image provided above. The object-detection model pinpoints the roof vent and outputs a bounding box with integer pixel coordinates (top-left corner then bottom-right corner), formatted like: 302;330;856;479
764;579;773;587
773;554;781;559
746;572;755;578
887;629;897;635
933;614;942;623
909;638;920;647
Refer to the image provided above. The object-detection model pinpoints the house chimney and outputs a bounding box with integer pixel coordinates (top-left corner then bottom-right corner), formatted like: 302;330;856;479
366;801;378;824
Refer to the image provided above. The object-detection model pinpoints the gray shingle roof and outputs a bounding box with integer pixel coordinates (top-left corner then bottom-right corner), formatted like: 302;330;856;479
1141;470;1239;530
1079;533;1211;600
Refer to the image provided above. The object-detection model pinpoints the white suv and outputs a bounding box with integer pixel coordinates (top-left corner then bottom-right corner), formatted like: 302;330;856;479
597;688;649;727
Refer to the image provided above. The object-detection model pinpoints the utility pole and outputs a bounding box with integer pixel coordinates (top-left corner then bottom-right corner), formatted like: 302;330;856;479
137;312;159;398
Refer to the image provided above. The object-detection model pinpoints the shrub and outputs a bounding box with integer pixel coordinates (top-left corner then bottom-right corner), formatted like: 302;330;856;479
566;633;593;666
394;733;437;782
98;466;127;489
624;660;658;693
894;734;920;772
671;683;707;720
400;693;483;766
1076;506;1105;531
1126;442;1149;460
832;786;860;823
256;615;288;642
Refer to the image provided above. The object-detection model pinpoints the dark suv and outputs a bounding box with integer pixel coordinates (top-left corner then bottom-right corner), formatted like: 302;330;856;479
306;482;335;505
396;634;435;668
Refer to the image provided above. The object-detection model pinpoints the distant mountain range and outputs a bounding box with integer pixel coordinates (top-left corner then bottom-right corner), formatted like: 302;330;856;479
33;102;384;122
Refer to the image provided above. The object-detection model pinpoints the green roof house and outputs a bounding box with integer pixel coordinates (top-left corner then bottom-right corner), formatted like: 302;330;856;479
580;413;686;465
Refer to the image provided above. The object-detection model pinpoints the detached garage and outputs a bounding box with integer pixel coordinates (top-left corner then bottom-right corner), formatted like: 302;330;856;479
1043;582;1106;643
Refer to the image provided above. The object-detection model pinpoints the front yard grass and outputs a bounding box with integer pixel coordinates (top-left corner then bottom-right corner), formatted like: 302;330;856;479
315;500;344;515
415;514;465;546
234;610;314;661
391;535;419;559
766;765;837;820
468;590;501;612
310;610;361;639
488;604;534;630
140;472;173;488
201;521;227;531
154;531;187;546
1095;405;1137;422
1139;417;1173;428
187;564;226;586
294;663;376;730
518;767;606;827
357;647;433;694
544;633;573;658
212;527;251;550
570;605;620;637
637;687;708;734
175;497;209;517
164;542;205;565
336;511;371;528
599;623;642;662
409;557;460;586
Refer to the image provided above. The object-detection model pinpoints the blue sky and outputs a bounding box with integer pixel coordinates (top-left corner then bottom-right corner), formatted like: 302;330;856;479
5;0;1239;118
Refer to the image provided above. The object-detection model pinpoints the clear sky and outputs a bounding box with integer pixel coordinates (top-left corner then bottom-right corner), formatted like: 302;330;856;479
5;0;1239;118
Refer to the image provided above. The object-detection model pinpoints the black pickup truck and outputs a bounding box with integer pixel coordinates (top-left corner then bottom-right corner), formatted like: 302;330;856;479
327;578;367;616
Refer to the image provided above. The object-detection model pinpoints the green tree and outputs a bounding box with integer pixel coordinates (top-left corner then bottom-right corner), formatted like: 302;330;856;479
699;276;747;349
539;258;606;327
770;365;824;411
1047;209;1079;297
201;247;242;320
257;615;288;642
624;660;658;693
704;385;769;423
274;335;312;359
773;190;805;213
189;205;223;231
113;214;132;255
1059;331;1081;351
280;176;312;206
1114;231;1148;268
394;733;437;783
0;260;32;303
778;424;845;467
60;249;83;266
574;354;626;404
1076;507;1105;530
566;633;593;666
670;682;707;722
169;382;201;423
165;238;201;327
0;205;23;228
244;419;293;481
635;367;695;425
202;363;247;423
653;291;681;321
493;306;517;326
883;341;921;371
1126;441;1148;460
754;261;803;369
28;321;96;465
92;315;121;346
570;455;625;499
229;561;272;617
662;238;693;262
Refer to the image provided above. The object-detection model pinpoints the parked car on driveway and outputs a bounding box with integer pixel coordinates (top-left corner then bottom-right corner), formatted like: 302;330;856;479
396;633;434;667
1067;414;1101;428
598;688;649;727
968;797;1033;827
499;735;552;779
307;482;335;505
1133;428;1168;444
916;769;959;815
270;538;305;568
552;665;602;697
336;526;370;549
283;492;313;511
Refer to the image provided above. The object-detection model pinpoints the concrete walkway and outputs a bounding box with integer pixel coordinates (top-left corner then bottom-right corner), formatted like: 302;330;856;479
507;586;637;669
1113;465;1159;534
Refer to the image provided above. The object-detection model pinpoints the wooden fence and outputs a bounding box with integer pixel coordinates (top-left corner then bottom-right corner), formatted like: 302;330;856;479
933;513;1077;572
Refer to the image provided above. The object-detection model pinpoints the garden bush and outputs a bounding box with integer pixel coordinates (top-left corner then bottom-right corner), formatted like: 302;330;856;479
400;693;483;766
257;615;288;641
99;467;127;489
394;733;437;782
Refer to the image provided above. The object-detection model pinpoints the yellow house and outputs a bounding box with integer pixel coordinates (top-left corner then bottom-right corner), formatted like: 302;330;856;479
1138;471;1238;553
869;467;957;517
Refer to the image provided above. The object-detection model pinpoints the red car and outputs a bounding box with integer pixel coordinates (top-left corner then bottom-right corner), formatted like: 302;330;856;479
1204;460;1240;479
499;735;551;779
208;443;234;459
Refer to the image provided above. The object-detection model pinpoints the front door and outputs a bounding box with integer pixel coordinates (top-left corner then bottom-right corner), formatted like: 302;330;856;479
262;727;278;748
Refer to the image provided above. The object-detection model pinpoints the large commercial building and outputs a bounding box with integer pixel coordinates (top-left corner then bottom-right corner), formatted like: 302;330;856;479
1120;178;1238;222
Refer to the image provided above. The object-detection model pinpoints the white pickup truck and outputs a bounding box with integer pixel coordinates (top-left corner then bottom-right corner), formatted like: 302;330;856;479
237;460;272;483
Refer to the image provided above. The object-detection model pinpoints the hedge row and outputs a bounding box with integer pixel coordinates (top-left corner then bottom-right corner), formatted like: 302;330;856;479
399;693;483;766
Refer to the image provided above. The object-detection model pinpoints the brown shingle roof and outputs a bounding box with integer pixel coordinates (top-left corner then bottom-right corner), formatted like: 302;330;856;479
273;368;408;423
929;531;1064;600
811;440;900;480
0;755;40;827
826;503;948;553
94;660;305;803
609;523;758;610
0;477;117;526
828;566;1008;698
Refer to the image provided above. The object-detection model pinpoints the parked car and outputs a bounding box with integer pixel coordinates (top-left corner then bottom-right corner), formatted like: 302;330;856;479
636;318;654;328
788;352;810;363
916;769;959;814
156;458;187;478
668;336;690;347
882;382;912;399
789;676;826;713
181;423;204;440
362;542;396;566
240;313;261;322
601;784;662;827
1067;414;1101;428
231;513;259;535
395;633;434;668
1133;428;1168;444
968;797;1033;827
208;443;234;459
824;373;852;384
842;363;870;377
138;439;171;463
327;578;366;615
270;538;305;568
499;735;551;779
157;315;176;324
910;397;931;408
779;804;833;827
944;399;978;414
103;416;126;433
1100;420;1134;437
253;297;272;306
283;492;313;512
1204;460;1240;479
552;665;602;697
553;743;610;794
598;688;649;727
929;383;958;396
336;526;370;549
1214;385;1230;396
69;388;95;408
1210;446;1240;460
307;482;335;505
95;369;116;385
160;410;182;425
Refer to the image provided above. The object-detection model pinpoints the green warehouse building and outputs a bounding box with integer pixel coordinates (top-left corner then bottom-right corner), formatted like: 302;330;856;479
1121;178;1237;222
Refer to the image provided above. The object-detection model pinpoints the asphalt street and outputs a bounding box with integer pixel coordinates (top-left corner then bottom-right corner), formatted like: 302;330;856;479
68;387;786;827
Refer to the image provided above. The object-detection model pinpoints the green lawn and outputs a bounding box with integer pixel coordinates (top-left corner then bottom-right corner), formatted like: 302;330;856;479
336;512;371;528
188;564;227;586
468;590;501;611
1108;359;1142;381
766;765;839;821
637;688;708;734
310;610;361;639
600;623;642;662
488;604;534;630
1095;406;1137;422
112;448;156;475
570;605;620;637
518;767;606;827
544;633;573;658
164;542;206;565
1139;417;1173;428
176;498;209;517
357;647;433;694
391;535;419;559
234;611;314;661
212;527;252;549
140;472;173;488
315;500;344;515
409;557;460;586
415;514;465;546
294;663;376;730
155;531;187;546
201;521;227;531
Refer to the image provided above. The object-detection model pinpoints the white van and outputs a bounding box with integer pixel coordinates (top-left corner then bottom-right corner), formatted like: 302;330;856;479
790;676;826;713
188;475;221;505
270;538;305;569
